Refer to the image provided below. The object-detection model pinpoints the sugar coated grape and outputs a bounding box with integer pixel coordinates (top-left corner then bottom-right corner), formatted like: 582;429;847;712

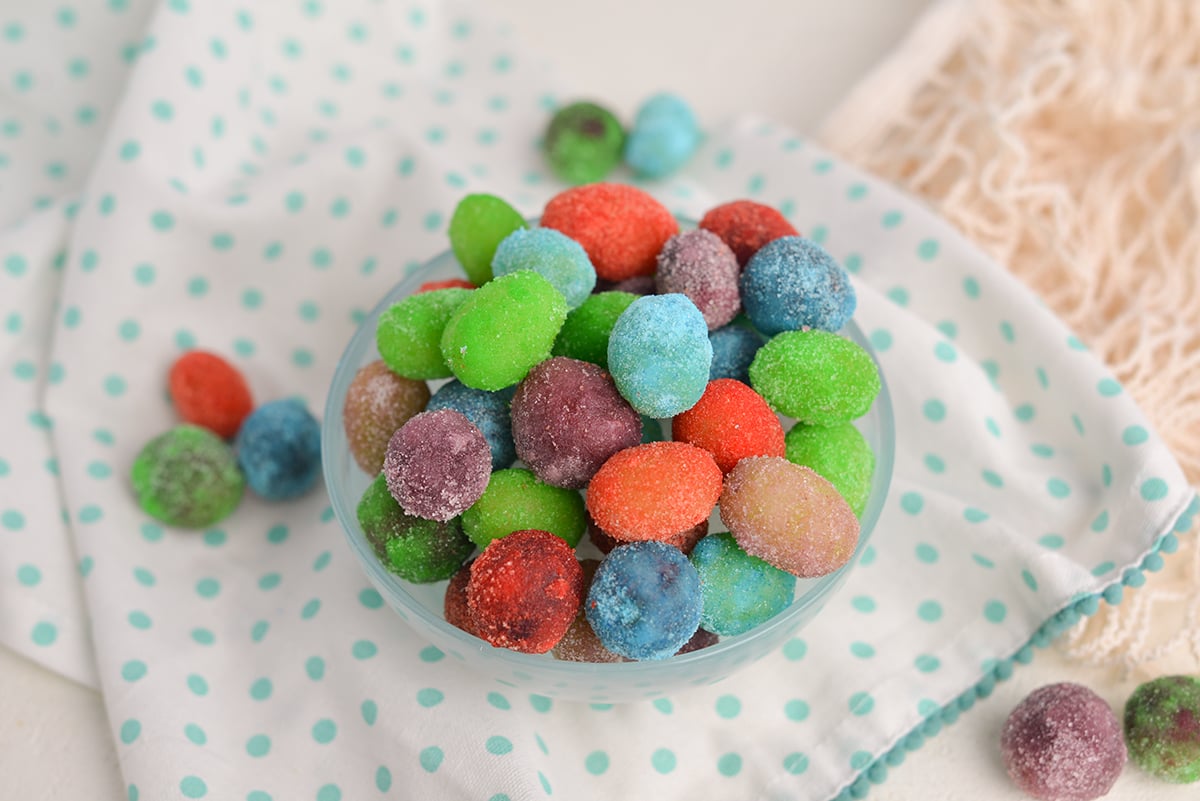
699;199;799;268
586;441;722;542
587;510;707;556
623;93;701;179
356;474;473;582
749;329;880;425
585;541;702;661
425;380;515;470
709;324;765;383
740;236;856;335
343;360;430;474
441;270;567;390
553;559;625;663
654;229;741;330
541;183;677;281
447;194;526;285
551;291;638;369
235;399;322;501
607;293;713;418
168;350;253;439
467;528;584;653
1002;683;1127;801
492;227;596;309
461;468;586;548
543;101;625;185
131;424;244;528
383;409;491;521
443;559;477;635
719;456;859;577
785;421;875;517
376;288;471;379
672;379;785;473
690;532;796;636
1124;675;1200;783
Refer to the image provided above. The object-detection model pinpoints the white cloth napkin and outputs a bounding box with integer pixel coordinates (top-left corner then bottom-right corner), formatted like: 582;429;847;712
1;2;1193;800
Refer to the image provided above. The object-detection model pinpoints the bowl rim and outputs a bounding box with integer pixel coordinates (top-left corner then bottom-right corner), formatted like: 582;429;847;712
321;228;896;679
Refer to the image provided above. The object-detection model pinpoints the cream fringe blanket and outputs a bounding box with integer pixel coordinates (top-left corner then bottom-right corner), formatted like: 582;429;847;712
820;0;1200;676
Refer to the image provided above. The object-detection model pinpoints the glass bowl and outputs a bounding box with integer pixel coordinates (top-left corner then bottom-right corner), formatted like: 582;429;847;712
323;241;895;703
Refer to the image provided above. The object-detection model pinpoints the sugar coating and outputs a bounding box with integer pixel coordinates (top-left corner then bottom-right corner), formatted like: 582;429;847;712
586;441;722;542
654;229;741;330
417;278;476;293
552;291;638;369
749;329;880;425
356;474;473;582
461;468;586;549
383;409;491;522
441;270;567;390
676;628;719;655
235;399;322;501
587;510;708;556
623;93;701;179
785;421;875;518
511;357;642;489
740;236;856;335
443;559;477;636
553;559;626;663
585;541;702;661
607;293;713;418
672;379;785;473
543;101;625;185
1124;675;1200;783
689;532;796;636
377;288;472;379
447;193;527;285
492;227;597;309
168;350;253;439
467;528;584;653
343;360;430;475
1002;683;1127;801
699;200;799;268
719;457;860;577
425;380;516;470
709;324;766;383
541;183;678;281
130;424;245;528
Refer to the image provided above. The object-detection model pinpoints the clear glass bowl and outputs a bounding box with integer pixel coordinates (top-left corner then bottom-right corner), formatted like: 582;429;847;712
323;242;895;703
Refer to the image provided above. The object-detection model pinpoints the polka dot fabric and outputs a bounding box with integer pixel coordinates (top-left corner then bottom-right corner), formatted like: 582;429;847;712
0;6;1193;801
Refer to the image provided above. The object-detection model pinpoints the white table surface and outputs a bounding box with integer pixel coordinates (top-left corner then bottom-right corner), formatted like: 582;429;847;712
1;1;1191;799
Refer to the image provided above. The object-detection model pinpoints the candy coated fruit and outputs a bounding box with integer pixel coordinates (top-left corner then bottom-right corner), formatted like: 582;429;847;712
719;456;859;577
586;441;722;542
1002;683;1127;801
672;379;785;473
740;236;856;335
343;360;430;475
443;559;477;636
541;183;678;281
383;409;491;522
654;229;741;330
447;194;526;286
376;288;471;379
676;628;719;655
689;532;796;636
785;421;874;517
585;541;702;660
624;93;701;179
417;278;476;293
551;291;638;369
699;199;799;268
168;350;252;438
356;474;473;583
709;324;765;383
749;329;880;425
235;399;322;501
602;274;656;296
552;559;625;663
1124;675;1200;783
467;528;584;653
441;270;567;390
543;101;625;185
425;380;516;471
587;511;707;556
492;227;596;309
607;293;713;418
461;468;586;548
511;357;642;489
130;424;244;528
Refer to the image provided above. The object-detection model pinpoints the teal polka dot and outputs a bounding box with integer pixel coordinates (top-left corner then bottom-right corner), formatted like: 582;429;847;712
651;748;676;774
87;459;113;478
869;329;892;351
933;341;956;362
104;375;127;397
211;232;235;251
924;453;946;473
850;641;875;658
417;688;443;707
849;692;875;715
964;507;990;523
127;610;151;629
782;638;807;661
375;767;392;792
915;654;940;673
915;544;938;564
783;752;809;775
419;746;444;772
486;736;513;755
963;277;980;298
195;578;220;598
233;338;255;357
191;627;215;645
246;735;271;757
784;699;810;721
851;595;877;612
358;588;383;609
316;786;341;801
312;719;336;744
258;573;280;590
361;700;378;725
203;529;226;547
184;723;206;745
311;248;332;269
187;674;208;695
250;677;272;700
301;598;321;619
982;469;1004;488
140;523;163;542
419;645;444;663
715;695;741;719
345;146;366;167
1090;510;1109;533
1039;534;1065;549
246;793;271;801
313;551;331;571
922;399;946;422
121;660;147;681
119;140;141;161
1122;425;1149;446
1022;570;1038;591
12;361;34;381
180;776;207;798
292;348;314;368
487;691;511;710
151;210;174;231
529;695;552;713
886;286;909;306
973;553;996;568
984;600;1007;623
16;564;41;586
187;276;208;296
330;197;350;218
917;240;939;260
305;656;325;680
918;600;943;622
119;719;141;744
900;492;924;515
585;750;609;775
850;750;873;770
717;753;742;777
151;100;175;121
1046;478;1071;499
1014;404;1035;422
1141;478;1169;501
1097;378;1122;397
79;505;103;523
985;417;1001;437
352;639;378;659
